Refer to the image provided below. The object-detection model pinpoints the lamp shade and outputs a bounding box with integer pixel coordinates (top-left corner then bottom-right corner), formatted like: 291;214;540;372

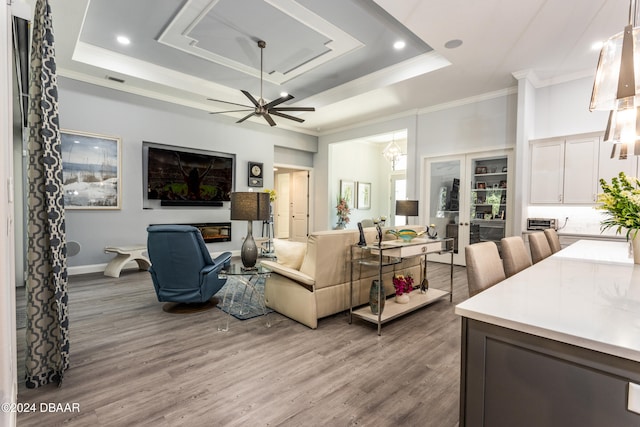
230;192;270;221
396;200;419;217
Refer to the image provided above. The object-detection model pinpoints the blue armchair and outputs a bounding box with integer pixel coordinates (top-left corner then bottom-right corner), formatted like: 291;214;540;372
146;225;232;303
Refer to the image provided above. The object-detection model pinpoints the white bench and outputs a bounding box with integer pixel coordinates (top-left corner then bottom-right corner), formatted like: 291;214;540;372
104;245;151;278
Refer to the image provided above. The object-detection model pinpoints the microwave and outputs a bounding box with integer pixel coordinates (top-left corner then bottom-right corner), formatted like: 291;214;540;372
527;218;557;230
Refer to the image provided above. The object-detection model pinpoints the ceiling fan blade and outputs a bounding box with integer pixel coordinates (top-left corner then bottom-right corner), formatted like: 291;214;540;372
236;112;257;123
209;109;254;115
241;90;261;108
263;113;277;127
270;111;305;123
271;107;315;112
264;94;294;109
207;98;253;108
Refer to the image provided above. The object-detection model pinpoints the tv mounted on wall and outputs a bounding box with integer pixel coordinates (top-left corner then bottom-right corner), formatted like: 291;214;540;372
143;142;235;207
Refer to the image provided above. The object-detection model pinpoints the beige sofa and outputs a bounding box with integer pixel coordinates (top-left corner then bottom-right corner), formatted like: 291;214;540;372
262;226;425;329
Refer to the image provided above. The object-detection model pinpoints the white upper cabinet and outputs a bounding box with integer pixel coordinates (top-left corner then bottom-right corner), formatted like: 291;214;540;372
597;141;638;185
530;135;600;205
530;139;565;204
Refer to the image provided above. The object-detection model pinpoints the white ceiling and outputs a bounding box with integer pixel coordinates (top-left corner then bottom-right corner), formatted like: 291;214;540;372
47;0;628;135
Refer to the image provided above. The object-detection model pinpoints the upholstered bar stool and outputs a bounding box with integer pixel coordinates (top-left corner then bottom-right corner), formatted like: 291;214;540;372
544;228;562;253
529;232;553;264
500;236;532;277
465;241;506;297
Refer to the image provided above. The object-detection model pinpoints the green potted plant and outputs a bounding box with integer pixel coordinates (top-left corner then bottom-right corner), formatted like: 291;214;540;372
597;171;640;263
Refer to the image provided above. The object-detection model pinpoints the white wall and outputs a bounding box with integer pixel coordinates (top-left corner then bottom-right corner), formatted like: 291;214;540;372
56;78;317;269
1;2;17;425
328;140;391;228
534;76;609;139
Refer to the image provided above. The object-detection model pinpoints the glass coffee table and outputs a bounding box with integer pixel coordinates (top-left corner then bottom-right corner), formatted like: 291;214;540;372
217;263;272;332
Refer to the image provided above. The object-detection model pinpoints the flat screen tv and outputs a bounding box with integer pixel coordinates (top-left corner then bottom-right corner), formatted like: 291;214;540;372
143;142;234;207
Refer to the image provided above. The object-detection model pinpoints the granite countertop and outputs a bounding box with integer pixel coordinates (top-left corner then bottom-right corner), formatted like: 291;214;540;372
455;240;640;362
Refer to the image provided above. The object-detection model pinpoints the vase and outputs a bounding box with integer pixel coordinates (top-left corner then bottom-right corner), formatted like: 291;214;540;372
369;280;385;315
632;235;640;265
395;293;410;304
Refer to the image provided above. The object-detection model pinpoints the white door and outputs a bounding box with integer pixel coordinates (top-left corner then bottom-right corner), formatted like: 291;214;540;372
290;170;309;242
274;173;290;238
423;155;468;265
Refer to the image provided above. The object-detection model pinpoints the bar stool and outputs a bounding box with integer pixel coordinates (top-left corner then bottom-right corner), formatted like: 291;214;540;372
500;236;532;277
544;228;561;253
529;232;552;264
465;241;506;297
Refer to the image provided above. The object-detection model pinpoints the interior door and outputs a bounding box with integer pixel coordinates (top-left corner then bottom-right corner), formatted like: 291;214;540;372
290;170;309;242
274;173;290;238
423;155;468;265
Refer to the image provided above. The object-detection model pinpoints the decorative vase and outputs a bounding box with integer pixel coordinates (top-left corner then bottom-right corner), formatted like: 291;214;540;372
369;280;385;315
395;293;410;304
632;234;640;265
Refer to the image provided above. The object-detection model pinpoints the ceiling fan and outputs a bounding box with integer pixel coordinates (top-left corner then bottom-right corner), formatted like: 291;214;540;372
207;40;315;127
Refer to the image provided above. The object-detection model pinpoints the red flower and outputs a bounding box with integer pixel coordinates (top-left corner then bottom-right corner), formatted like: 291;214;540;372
393;274;414;296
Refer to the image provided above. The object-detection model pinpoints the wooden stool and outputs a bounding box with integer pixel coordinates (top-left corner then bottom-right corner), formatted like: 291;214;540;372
104;245;151;278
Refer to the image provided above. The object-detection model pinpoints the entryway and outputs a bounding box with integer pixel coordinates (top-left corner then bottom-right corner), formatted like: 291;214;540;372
273;167;310;242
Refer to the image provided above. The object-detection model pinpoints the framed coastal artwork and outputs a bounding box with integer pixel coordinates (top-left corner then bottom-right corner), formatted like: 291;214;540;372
340;179;355;207
60;129;121;209
357;181;371;210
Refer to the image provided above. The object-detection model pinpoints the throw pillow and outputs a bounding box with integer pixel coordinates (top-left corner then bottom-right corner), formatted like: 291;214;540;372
273;239;307;270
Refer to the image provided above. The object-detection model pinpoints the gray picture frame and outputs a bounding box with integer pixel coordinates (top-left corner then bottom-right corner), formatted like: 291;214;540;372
61;129;122;209
357;181;371;210
340;179;355;207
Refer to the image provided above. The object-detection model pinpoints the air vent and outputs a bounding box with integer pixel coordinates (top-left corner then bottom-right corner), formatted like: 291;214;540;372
106;76;125;83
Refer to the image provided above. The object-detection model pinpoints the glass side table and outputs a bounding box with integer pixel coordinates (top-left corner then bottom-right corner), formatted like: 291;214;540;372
217;263;272;332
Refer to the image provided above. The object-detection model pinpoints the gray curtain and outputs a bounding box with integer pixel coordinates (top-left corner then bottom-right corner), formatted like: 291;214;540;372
25;0;69;388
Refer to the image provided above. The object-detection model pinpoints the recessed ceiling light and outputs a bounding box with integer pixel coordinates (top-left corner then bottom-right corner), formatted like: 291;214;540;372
116;35;131;45
591;41;604;51
393;40;406;50
444;39;463;49
280;92;288;97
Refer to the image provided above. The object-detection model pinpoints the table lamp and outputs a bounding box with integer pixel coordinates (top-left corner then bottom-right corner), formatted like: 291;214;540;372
230;192;270;270
396;200;419;225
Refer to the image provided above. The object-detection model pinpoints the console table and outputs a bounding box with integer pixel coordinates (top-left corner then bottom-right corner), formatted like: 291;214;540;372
349;237;454;335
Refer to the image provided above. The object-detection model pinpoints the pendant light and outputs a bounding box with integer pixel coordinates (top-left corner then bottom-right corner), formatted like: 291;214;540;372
590;0;640;159
382;133;402;168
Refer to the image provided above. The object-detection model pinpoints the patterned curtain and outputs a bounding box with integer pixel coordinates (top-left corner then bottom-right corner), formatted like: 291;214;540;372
25;0;69;388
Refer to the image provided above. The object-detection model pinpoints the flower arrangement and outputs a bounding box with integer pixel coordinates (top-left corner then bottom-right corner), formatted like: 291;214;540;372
597;172;640;240
264;188;277;202
393;274;414;296
336;198;351;227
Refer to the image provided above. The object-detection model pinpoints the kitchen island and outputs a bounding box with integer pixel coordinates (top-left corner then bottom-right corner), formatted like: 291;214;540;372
456;240;640;426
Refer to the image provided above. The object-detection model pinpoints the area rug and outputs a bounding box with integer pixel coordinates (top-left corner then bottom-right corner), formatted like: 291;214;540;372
215;276;273;320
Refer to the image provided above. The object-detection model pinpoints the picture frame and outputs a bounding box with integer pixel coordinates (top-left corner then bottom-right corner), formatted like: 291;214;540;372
340;179;355;207
356;181;371;210
61;129;121;209
476;182;486;189
475;166;487;174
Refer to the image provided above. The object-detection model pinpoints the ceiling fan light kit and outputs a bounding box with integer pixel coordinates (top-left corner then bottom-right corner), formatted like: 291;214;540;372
208;40;315;127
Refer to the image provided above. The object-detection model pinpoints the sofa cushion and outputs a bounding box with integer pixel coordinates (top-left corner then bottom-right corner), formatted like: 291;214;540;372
273;238;307;270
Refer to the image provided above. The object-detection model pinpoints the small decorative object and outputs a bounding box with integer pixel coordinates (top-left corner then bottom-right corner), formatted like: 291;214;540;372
476;182;486;189
369;280;385;314
490;167;497;173
426;224;438;239
376;224;383;246
357;222;366;246
502;166;508;172
393;274;414;304
379;216;387;226
387;229;419;242
335;198;351;229
475;166;487;174
597;172;640;263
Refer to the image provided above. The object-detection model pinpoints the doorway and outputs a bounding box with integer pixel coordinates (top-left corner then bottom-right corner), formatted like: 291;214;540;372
274;167;310;242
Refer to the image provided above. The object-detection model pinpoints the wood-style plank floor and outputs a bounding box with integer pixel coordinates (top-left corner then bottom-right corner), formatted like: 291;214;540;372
15;262;469;427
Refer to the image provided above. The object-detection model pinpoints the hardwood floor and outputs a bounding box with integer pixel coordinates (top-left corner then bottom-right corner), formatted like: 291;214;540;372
15;262;469;426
